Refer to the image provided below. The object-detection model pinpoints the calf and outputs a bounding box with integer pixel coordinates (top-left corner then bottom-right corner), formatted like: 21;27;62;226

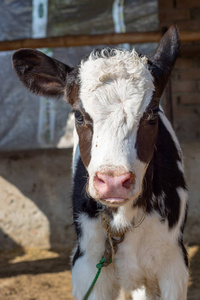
13;25;188;300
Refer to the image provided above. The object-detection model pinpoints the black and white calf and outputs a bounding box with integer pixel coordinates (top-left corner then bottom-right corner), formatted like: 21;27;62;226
13;25;188;300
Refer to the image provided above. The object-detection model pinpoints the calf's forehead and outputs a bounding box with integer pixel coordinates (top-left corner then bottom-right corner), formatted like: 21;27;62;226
78;49;154;123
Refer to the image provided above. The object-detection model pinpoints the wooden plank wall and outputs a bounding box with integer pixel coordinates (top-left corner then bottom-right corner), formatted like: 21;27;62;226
159;0;200;140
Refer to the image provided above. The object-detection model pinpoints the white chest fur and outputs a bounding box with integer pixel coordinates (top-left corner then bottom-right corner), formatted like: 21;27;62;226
115;214;168;291
73;202;188;300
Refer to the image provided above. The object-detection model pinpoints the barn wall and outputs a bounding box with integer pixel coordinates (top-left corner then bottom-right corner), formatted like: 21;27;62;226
158;0;200;244
159;0;200;141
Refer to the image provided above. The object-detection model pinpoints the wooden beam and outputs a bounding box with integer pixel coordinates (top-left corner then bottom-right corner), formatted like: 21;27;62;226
0;31;200;52
0;32;161;51
180;30;200;42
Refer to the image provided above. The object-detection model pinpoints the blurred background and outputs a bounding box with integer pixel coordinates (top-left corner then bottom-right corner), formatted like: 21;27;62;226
0;0;199;299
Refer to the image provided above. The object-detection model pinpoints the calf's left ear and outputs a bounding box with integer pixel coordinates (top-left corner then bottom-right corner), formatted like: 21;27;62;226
149;25;180;96
12;48;73;98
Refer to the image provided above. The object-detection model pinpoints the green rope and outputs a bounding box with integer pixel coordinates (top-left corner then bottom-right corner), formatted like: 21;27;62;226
83;256;112;300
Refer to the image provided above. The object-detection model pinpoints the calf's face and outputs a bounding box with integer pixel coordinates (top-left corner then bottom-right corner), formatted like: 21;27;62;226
13;25;179;207
77;50;155;206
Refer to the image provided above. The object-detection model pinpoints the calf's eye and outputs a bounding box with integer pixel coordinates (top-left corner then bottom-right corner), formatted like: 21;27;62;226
74;110;84;125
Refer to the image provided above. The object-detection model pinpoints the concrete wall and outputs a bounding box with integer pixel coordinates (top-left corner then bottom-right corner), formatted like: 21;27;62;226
0;148;75;252
0;141;199;252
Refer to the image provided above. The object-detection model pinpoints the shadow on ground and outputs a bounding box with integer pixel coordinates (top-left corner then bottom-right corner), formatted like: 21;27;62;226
0;249;71;278
0;245;199;300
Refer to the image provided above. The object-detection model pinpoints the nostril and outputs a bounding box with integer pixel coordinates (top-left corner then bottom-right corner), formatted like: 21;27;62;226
95;174;106;186
122;178;132;189
122;174;135;189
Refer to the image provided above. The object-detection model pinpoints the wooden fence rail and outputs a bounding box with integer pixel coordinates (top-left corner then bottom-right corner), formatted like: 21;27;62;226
0;31;200;51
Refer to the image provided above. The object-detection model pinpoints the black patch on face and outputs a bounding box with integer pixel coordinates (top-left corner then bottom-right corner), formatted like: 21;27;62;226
137;113;187;229
66;68;94;167
135;103;159;163
75;112;93;167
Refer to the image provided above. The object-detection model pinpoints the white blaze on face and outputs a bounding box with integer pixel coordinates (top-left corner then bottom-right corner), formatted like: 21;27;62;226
79;49;155;202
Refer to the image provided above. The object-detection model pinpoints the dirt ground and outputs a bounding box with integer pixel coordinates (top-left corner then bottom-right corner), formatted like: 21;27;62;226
0;245;199;300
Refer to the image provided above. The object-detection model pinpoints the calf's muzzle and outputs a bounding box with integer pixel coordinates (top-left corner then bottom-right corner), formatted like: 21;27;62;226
94;167;135;205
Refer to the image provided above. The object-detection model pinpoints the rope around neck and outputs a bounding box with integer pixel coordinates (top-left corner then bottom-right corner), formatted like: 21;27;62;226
83;210;127;300
82;208;147;299
83;256;111;300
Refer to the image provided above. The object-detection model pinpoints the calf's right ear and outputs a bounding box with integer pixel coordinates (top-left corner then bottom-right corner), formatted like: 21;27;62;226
12;48;74;98
148;25;180;98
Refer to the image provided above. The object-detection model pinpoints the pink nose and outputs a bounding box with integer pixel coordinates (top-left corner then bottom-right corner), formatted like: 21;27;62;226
94;171;135;200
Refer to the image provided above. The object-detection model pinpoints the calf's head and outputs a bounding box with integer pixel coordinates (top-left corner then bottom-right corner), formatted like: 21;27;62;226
13;25;179;207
